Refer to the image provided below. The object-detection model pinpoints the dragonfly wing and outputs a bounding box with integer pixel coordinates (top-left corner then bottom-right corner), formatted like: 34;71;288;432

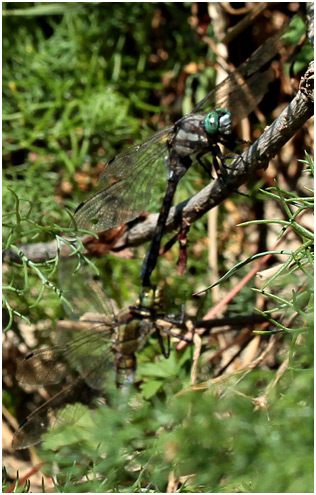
194;69;275;125
74;126;174;232
58;247;116;320
58;327;115;390
192;25;290;120
12;379;100;449
17;327;115;389
16;345;70;385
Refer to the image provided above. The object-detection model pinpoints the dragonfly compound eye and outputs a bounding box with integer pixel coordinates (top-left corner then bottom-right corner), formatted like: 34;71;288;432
204;111;219;136
204;108;232;136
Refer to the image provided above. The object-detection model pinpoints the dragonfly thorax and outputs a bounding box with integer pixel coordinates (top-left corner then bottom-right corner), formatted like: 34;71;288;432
136;287;163;311
168;113;213;157
168;108;232;158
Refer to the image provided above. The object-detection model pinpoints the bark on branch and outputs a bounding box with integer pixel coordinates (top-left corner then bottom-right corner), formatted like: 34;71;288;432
3;64;314;264
117;73;314;249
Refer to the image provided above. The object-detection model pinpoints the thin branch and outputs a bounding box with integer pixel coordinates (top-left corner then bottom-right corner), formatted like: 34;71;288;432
118;76;314;249
3;65;314;264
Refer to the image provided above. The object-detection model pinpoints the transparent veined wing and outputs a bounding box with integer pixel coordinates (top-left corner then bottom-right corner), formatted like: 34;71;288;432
58;242;116;321
12;379;100;449
192;24;292;120
74;126;173;232
192;69;275;126
12;246;118;450
16;320;115;390
56;242;119;387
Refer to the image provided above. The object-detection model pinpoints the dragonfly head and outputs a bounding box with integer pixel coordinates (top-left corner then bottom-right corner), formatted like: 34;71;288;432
204;108;232;137
138;287;164;310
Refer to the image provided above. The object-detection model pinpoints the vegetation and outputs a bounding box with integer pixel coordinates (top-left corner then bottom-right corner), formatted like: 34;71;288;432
3;3;313;493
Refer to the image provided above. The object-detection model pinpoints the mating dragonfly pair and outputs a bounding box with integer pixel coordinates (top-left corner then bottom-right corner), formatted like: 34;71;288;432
74;26;290;286
13;24;291;449
13;251;188;449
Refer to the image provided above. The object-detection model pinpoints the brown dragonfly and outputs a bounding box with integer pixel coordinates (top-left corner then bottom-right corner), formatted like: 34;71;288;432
12;248;185;449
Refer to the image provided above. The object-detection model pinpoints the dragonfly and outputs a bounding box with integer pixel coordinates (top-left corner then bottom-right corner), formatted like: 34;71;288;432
74;26;291;287
12;248;185;449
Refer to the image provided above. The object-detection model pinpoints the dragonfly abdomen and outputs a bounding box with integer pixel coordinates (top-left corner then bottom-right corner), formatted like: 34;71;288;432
115;353;137;388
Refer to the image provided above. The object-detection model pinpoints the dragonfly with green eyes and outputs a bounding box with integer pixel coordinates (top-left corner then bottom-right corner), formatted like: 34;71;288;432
12;250;186;450
74;25;292;286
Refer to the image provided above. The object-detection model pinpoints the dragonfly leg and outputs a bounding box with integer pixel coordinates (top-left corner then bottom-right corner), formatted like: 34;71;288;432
213;144;250;198
234;137;251;146
217;136;250;168
196;152;215;180
159;325;194;343
156;307;194;344
196;144;232;182
155;326;171;358
208;144;229;182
